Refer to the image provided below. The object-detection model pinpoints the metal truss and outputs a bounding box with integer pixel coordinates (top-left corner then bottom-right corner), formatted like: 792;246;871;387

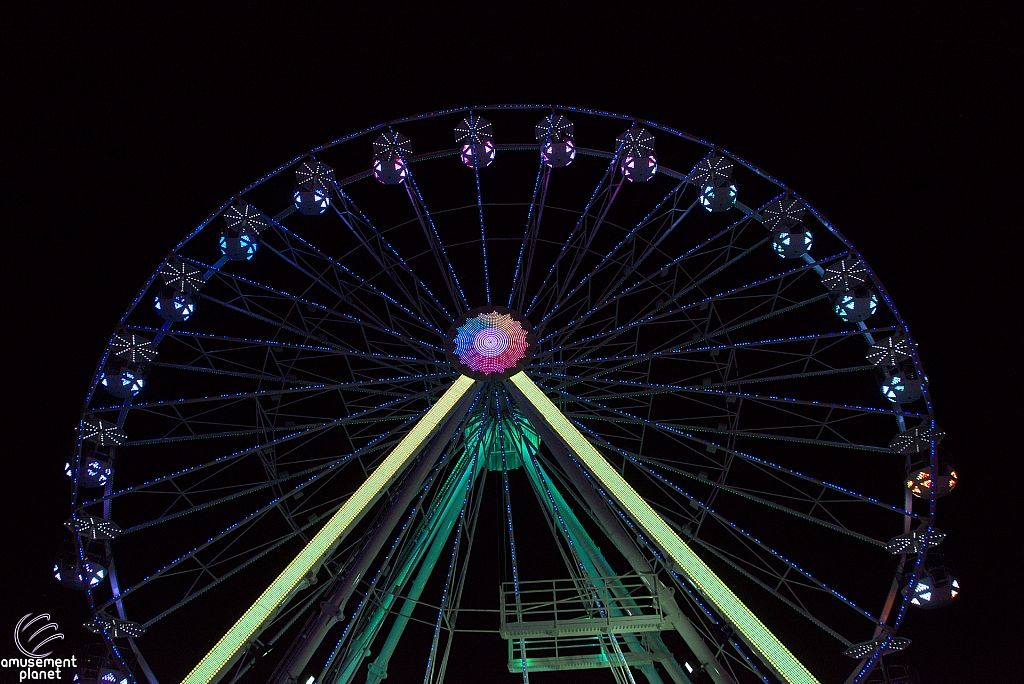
63;106;941;684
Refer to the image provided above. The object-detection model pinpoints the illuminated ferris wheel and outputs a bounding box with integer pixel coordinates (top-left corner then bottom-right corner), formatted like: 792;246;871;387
60;105;959;684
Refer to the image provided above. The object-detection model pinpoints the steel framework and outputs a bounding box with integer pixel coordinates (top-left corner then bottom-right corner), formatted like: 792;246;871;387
61;105;945;684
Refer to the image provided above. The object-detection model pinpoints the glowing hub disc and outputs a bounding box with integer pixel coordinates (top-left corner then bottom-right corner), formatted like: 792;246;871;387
446;306;535;380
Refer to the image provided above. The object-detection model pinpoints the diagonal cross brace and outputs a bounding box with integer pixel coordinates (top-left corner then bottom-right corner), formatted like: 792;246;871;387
505;371;820;684
180;375;479;684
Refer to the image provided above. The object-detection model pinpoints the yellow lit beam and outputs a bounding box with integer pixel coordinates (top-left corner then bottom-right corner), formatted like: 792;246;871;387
181;375;479;684
506;371;819;684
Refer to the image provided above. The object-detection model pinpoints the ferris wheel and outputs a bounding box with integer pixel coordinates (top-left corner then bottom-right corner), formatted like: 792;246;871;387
60;105;959;684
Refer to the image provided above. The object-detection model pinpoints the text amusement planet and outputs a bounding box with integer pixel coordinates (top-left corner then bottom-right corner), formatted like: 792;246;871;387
3;614;74;681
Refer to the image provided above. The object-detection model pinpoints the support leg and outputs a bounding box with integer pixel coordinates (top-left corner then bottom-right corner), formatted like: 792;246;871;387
270;384;479;684
507;372;817;684
519;445;670;684
326;447;481;684
180;376;479;684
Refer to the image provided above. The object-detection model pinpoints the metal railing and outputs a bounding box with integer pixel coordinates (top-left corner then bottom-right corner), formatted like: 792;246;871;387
500;573;667;638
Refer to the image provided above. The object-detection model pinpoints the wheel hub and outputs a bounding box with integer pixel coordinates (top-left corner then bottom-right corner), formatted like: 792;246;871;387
445;305;536;380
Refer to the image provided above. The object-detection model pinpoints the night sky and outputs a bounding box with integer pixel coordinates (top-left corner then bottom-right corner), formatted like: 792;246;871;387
6;6;1017;683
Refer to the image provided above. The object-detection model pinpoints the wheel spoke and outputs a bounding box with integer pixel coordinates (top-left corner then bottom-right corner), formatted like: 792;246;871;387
331;185;456;330
543;382;917;518
537;181;691;333
376;163;469;316
66;107;937;684
525;154;619;318
508;161;549;311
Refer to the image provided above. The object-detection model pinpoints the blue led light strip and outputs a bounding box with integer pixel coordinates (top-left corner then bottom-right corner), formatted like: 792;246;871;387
330;182;457;323
537;176;624;326
471;136;492;304
89;371;451;413
400;163;469;314
525;153;620;317
192;248;444;355
267;218;439;332
543;249;843;351
534;326;897;370
573;419;883;623
545;383;917;517
538;180;689;327
536;209;762;347
508;161;547;311
76;408;415;510
532;369;921;419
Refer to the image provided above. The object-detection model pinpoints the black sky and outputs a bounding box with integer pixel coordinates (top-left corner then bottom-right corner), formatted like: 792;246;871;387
5;5;1019;682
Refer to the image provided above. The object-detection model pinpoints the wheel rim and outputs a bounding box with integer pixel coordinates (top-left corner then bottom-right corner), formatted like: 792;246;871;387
64;105;940;684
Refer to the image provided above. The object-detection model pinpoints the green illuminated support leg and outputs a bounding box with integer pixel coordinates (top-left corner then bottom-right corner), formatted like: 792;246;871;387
520;448;667;684
506;372;820;684
181;375;480;684
332;453;478;684
508;381;733;683
271;383;479;684
321;446;480;684
521;452;691;684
